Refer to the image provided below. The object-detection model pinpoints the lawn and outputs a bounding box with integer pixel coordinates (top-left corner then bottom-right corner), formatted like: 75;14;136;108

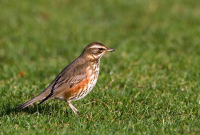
0;0;200;134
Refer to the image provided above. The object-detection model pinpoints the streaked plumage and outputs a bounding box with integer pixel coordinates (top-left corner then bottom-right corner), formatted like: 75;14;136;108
18;42;115;114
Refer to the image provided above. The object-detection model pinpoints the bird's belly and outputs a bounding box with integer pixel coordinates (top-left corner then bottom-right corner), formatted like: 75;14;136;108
57;75;97;101
72;76;97;101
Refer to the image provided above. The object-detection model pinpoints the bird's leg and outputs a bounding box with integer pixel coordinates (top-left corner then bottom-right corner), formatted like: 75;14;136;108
67;101;80;115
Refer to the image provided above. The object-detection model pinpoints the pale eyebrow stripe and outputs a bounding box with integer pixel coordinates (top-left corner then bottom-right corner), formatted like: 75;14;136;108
90;45;106;49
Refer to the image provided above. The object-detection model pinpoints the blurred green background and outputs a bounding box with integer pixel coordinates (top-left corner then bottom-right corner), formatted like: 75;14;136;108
0;0;200;134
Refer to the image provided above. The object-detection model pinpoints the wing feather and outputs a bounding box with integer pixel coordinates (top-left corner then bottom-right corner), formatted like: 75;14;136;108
39;57;88;103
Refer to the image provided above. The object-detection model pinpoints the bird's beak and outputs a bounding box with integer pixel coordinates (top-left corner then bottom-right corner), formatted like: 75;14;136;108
107;48;115;52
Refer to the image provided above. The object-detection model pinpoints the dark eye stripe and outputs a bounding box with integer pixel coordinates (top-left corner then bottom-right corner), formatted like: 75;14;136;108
99;48;105;50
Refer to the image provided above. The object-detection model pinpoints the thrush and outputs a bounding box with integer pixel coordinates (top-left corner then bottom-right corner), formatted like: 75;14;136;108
18;42;115;114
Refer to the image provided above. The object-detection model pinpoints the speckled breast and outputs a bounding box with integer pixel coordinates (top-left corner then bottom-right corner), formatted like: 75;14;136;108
64;62;100;101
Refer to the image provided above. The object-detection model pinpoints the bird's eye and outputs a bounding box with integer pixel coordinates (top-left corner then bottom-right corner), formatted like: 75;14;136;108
99;48;105;50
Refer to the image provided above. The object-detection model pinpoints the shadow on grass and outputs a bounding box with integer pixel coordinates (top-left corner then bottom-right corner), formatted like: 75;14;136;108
0;104;18;117
1;102;70;117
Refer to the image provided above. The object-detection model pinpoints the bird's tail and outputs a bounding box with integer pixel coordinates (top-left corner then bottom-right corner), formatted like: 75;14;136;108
18;98;38;110
18;89;51;110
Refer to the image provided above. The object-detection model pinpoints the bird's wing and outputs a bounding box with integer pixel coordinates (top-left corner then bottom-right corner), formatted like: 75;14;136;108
52;73;87;95
38;58;88;104
51;57;88;95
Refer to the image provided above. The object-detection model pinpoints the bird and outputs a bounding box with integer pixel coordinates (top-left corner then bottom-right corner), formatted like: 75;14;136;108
18;42;115;114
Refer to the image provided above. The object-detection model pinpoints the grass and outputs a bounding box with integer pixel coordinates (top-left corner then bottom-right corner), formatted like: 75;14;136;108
0;0;200;134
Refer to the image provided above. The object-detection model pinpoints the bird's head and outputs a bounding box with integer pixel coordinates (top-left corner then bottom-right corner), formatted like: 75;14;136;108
82;42;115;61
